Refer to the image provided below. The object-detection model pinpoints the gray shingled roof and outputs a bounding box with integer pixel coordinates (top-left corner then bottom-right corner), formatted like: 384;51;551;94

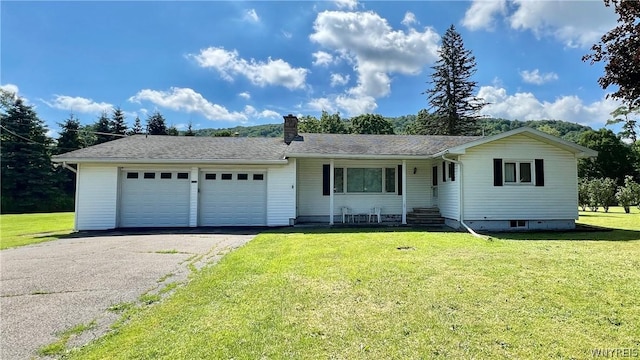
53;133;483;163
284;133;480;157
53;135;289;162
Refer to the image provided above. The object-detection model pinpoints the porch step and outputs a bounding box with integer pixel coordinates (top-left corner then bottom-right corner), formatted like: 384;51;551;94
406;207;445;226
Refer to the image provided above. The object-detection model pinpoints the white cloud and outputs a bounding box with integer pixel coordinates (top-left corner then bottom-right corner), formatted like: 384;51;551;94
310;10;439;116
401;12;418;27
334;0;358;10
510;0;617;47
190;47;308;90
282;30;292;39
238;91;251;100
461;0;506;31
45;95;113;113
129;87;248;122
330;73;350;87
477;85;619;126
244;9;260;23
308;97;336;113
243;105;280;119
520;69;559;85
335;94;377;115
461;0;616;47
312;51;334;67
0;83;19;95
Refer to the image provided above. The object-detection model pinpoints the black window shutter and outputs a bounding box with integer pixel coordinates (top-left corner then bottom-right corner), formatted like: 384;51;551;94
432;166;438;186
322;164;330;196
397;165;403;196
450;163;455;181
493;159;503;186
442;161;446;182
535;159;545;187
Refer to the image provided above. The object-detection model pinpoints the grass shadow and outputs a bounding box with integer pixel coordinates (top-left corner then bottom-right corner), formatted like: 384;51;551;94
489;228;640;242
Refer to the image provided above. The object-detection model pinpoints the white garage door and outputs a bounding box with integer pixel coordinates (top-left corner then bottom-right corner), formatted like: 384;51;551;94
199;171;267;226
119;170;191;227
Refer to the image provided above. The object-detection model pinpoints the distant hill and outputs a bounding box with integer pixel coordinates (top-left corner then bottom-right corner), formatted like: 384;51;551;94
191;117;592;143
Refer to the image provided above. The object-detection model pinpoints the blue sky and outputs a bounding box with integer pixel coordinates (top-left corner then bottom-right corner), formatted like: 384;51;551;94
1;0;621;135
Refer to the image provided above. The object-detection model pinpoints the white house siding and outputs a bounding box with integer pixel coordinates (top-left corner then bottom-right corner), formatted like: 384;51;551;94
437;162;460;221
405;159;434;211
461;134;578;225
267;160;297;226
75;164;118;230
296;158;427;220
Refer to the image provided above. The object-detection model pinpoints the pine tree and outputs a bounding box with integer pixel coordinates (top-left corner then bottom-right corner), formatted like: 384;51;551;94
110;107;128;136
1;98;59;212
185;121;196;136
56;115;82;154
94;111;113;144
55;115;82;201
422;25;485;135
128;116;144;135
146;112;168;135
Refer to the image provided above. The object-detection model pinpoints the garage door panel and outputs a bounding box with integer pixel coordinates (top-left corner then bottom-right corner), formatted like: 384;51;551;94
199;171;266;226
119;171;190;227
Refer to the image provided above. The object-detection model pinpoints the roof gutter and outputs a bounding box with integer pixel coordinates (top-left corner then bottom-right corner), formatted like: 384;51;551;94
441;151;487;239
51;158;289;165
57;161;77;174
284;153;430;160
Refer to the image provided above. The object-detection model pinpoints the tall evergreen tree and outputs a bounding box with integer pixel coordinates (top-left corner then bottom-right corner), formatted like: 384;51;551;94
110;107;128;136
0;98;59;212
422;25;485;135
146;112;168;135
129;116;144;135
55;115;82;202
406;109;437;135
94;111;113;144
56;115;82;154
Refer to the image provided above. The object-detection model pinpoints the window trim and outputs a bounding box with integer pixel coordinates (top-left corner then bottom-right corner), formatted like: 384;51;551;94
503;160;534;185
333;166;397;194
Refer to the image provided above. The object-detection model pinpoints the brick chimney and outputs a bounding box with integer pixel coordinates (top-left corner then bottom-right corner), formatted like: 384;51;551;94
283;114;298;144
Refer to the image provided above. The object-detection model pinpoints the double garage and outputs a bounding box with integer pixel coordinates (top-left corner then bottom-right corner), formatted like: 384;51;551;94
119;169;267;227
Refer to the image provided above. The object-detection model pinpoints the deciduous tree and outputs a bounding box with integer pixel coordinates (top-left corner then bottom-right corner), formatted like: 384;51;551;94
583;0;640;107
319;111;348;134
350;114;394;134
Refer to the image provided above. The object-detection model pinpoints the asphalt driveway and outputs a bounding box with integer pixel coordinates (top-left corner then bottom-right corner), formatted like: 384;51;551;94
0;230;257;359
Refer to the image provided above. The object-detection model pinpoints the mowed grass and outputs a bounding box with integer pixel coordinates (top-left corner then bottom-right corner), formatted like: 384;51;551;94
69;214;640;359
578;206;640;231
0;212;74;249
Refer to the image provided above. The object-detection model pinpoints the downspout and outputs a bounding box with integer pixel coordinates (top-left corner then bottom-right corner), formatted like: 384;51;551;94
441;153;487;239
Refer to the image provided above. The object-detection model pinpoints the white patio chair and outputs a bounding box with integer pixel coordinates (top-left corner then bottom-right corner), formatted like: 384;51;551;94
369;206;382;223
341;206;354;223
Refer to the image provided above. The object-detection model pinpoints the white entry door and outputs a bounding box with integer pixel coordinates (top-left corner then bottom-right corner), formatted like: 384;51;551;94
119;170;191;227
199;171;267;226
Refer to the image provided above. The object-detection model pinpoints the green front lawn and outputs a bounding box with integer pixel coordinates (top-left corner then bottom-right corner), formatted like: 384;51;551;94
68;214;640;359
0;212;74;250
